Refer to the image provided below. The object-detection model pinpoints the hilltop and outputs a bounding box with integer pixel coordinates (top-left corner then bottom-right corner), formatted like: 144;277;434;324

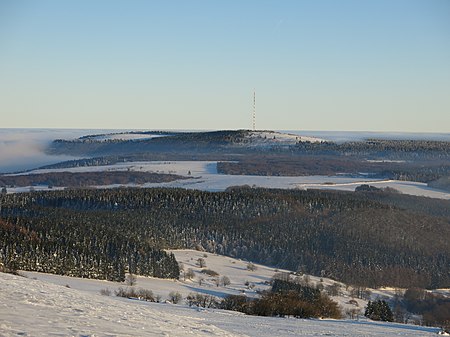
46;129;325;157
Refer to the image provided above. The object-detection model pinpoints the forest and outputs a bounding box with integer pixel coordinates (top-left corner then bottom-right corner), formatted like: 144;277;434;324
1;187;449;288
428;176;450;192
0;171;187;188
217;155;450;183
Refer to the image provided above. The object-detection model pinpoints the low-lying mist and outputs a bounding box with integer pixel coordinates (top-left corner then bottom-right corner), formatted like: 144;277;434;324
0;129;99;173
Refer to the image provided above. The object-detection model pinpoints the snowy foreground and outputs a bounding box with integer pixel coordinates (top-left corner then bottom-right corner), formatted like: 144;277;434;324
0;273;440;337
1;250;444;337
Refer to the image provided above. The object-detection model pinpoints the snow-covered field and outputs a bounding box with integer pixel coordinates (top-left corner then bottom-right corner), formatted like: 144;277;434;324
241;131;324;146
9;160;450;199
1;250;443;336
1;129;449;199
86;133;169;141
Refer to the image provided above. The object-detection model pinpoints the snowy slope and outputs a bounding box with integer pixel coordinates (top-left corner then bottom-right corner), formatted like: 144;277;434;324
1;270;441;337
7;250;445;336
0;272;240;337
19;249;433;317
20;250;286;302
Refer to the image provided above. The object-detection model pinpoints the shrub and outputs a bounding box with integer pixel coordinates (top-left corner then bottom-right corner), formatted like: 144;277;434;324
272;272;291;282
115;287;155;302
403;288;450;330
247;263;257;271
0;262;19;275
219;280;342;319
269;279;341;318
185;268;195;280
221;295;250;312
221;275;231;286
137;288;155;302
168;291;182;304
115;287;128;298
100;288;111;296
201;269;219;276
186;293;219;308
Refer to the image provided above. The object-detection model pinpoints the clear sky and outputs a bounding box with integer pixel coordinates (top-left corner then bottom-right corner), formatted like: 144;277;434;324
1;0;449;132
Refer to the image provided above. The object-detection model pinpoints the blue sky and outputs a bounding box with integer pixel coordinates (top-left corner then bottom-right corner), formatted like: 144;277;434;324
1;0;449;132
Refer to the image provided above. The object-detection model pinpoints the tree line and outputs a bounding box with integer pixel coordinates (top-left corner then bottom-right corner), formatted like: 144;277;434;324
0;201;180;281
0;171;187;188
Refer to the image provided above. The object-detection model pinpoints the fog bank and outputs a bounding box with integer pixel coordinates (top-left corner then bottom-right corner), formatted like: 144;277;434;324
0;129;98;173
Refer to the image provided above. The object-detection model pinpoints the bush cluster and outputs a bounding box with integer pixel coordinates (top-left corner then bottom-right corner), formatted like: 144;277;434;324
221;279;341;319
115;287;156;302
403;288;450;330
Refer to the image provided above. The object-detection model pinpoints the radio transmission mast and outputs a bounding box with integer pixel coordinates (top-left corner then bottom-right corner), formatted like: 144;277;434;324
252;89;256;131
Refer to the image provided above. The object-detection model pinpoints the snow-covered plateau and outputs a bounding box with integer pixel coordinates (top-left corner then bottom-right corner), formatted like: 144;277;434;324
1;250;444;336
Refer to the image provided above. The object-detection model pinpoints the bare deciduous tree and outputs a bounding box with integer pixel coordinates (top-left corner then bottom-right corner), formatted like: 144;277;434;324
196;258;206;268
126;273;137;286
221;275;231;286
185;268;195;280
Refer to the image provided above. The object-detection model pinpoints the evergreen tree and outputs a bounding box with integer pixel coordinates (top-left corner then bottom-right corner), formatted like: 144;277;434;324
365;300;394;322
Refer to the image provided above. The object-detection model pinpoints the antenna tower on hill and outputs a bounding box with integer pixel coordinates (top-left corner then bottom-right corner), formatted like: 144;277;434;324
252;89;256;131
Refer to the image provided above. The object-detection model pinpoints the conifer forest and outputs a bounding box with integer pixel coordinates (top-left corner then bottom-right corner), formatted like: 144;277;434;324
1;187;449;288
